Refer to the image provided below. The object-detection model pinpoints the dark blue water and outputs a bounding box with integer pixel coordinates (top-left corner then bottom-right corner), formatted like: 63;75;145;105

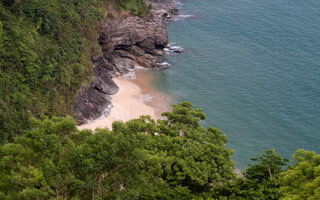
153;0;320;169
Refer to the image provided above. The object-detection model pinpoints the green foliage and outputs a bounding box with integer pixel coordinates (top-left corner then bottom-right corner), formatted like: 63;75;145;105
1;102;320;199
0;0;110;143
0;102;236;199
210;177;280;200
1;0;22;7
0;0;164;144
116;0;151;16
279;149;320;200
245;149;289;182
210;149;289;200
3;0;318;198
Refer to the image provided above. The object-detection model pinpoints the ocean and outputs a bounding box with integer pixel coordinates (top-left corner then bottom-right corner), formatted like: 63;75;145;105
152;0;320;169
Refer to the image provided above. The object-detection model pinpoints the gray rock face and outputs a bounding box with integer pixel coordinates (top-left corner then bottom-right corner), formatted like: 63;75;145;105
136;53;161;68
74;1;178;125
74;87;112;125
112;56;135;74
92;56;119;96
74;56;118;125
147;0;178;21
99;12;168;71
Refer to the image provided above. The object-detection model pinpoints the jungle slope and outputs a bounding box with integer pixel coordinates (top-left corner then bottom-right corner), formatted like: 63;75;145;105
0;0;152;144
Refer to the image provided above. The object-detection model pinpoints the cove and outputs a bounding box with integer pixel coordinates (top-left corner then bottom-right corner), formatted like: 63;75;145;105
153;0;320;169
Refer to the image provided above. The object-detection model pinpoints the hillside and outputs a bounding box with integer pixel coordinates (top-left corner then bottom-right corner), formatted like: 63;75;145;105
0;0;152;143
0;0;319;199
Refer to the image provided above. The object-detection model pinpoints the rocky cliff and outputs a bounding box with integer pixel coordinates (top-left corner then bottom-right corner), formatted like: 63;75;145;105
74;0;178;125
147;0;178;21
99;13;168;71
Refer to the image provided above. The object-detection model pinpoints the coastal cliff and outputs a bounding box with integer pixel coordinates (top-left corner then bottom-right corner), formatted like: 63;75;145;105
74;0;178;125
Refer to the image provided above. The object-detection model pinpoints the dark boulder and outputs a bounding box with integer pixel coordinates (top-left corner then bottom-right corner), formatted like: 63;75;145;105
99;12;168;68
74;87;112;125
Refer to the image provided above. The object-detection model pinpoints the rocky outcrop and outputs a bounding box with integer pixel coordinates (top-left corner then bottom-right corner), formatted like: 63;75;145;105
74;88;111;125
74;56;118;125
147;0;178;21
99;12;168;71
74;1;179;125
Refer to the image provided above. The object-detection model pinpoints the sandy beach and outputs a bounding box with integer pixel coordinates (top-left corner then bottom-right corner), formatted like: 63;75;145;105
78;69;171;131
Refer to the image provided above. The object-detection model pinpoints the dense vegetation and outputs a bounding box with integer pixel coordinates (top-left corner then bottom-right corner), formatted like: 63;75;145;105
0;0;109;143
117;0;151;16
1;1;319;199
0;102;319;199
0;0;151;144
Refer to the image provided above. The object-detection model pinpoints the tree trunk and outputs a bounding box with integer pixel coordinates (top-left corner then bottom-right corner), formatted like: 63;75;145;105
268;166;272;179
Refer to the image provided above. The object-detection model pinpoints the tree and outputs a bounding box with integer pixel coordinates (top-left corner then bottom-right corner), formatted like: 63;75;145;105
2;0;21;7
111;102;236;198
0;0;110;143
209;149;289;200
0;102;236;199
245;149;289;182
279;149;320;200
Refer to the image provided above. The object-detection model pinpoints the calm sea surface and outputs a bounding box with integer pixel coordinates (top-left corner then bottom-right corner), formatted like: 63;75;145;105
152;0;320;169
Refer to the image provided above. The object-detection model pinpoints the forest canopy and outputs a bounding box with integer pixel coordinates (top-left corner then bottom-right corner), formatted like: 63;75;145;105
0;102;319;199
0;0;151;144
0;0;319;199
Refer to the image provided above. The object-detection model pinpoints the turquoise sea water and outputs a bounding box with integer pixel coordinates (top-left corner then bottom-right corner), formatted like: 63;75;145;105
153;0;320;169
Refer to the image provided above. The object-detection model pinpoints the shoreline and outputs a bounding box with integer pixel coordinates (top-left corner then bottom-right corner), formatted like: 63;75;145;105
75;0;179;128
78;69;171;131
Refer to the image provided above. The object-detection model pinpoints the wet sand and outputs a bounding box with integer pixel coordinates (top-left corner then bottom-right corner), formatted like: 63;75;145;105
78;69;171;131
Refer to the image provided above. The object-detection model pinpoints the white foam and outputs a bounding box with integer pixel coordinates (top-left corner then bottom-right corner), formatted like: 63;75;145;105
167;43;184;51
123;69;136;80
140;94;154;102
164;47;174;55
165;42;184;55
173;14;197;22
135;65;149;70
157;62;171;67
